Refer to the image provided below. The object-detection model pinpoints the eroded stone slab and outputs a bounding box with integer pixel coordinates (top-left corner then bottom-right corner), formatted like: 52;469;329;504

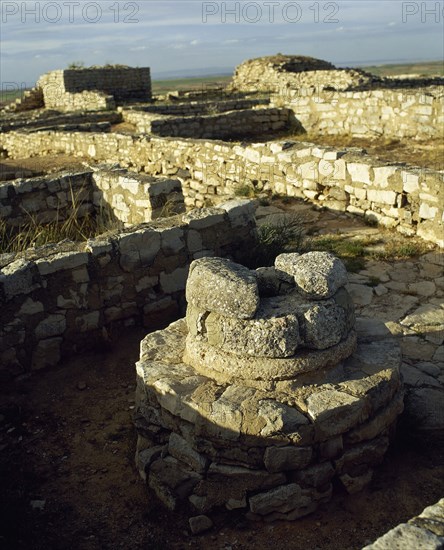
275;251;348;299
186;257;259;319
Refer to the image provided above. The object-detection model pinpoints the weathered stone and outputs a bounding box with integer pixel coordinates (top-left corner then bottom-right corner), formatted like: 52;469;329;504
189;301;300;358
189;515;213;535
219;199;255;227
186;257;259;319
362;523;444;550
264;446;312;473
291;461;335;488
347;283;374;307
184;330;357;383
276;252;348;300
249;483;304;515
168;433;208;473
35;314;66;339
300;302;347;349
149;457;201;510
307;390;365;439
0;259;35;299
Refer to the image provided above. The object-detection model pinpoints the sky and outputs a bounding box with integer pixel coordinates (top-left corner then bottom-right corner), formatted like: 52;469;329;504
1;0;443;87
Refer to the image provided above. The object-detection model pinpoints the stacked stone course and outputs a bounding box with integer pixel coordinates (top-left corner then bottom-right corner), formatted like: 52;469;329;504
122;107;294;139
2;132;442;247
36;67;151;112
134;253;403;520
0;168;184;229
0;200;256;379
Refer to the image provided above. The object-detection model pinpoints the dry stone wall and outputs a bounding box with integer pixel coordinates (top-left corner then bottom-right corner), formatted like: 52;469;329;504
273;86;444;140
0;200;257;379
0;168;185;229
0;171;94;228
2;132;443;247
126;98;269;116
121;107;293;139
37;67;151;112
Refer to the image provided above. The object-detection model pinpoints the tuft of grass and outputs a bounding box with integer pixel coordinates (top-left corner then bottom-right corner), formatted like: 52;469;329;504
234;184;255;198
311;235;369;272
372;240;431;261
0;183;122;254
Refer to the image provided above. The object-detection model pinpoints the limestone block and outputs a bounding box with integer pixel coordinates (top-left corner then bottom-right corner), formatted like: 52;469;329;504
160;227;185;255
186;257;259;320
18;298;44;315
0;259;35;299
118;228;161;272
345;390;404;444
182;208;226;230
402;171;420;193
336;437;389;475
186;230;203;253
219;199;255;227
339;470;373;494
75;311;100;332
362;523;444;550
149;456;202;510
275;252;348;300
160;266;189;293
264;446;312;473
168;433;208;473
419;203;438;220
36;252;88;275
347;163;372;185
291;461;335;488
35;314;66;339
307;390;365;439
373;166;398;188
367;189;397;206
249;483;304;515
300;302;347;350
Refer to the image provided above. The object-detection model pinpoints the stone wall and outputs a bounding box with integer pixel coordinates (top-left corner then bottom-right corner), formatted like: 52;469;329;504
126;98;269;116
273;86;444;140
1;132;443;247
363;498;444;549
91;168;185;224
0;168;185;229
121;107;294;139
37;67;151;111
229;55;374;93
0;110;121;134
0;171;94;228
0;200;257;379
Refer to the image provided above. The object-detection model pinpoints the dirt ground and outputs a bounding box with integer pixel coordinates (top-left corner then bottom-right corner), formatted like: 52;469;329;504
0;321;443;550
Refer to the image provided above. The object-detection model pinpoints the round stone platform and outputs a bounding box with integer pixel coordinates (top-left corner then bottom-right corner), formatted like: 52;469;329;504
134;253;403;521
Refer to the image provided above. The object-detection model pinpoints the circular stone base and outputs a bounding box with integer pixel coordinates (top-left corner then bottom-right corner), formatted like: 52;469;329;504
134;317;403;520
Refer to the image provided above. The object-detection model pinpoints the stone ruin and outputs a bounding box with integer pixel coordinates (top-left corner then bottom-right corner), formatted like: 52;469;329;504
134;252;404;521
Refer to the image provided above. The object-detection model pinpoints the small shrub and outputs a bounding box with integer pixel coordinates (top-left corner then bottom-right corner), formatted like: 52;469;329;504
234;184;255;198
246;214;306;268
68;61;85;70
